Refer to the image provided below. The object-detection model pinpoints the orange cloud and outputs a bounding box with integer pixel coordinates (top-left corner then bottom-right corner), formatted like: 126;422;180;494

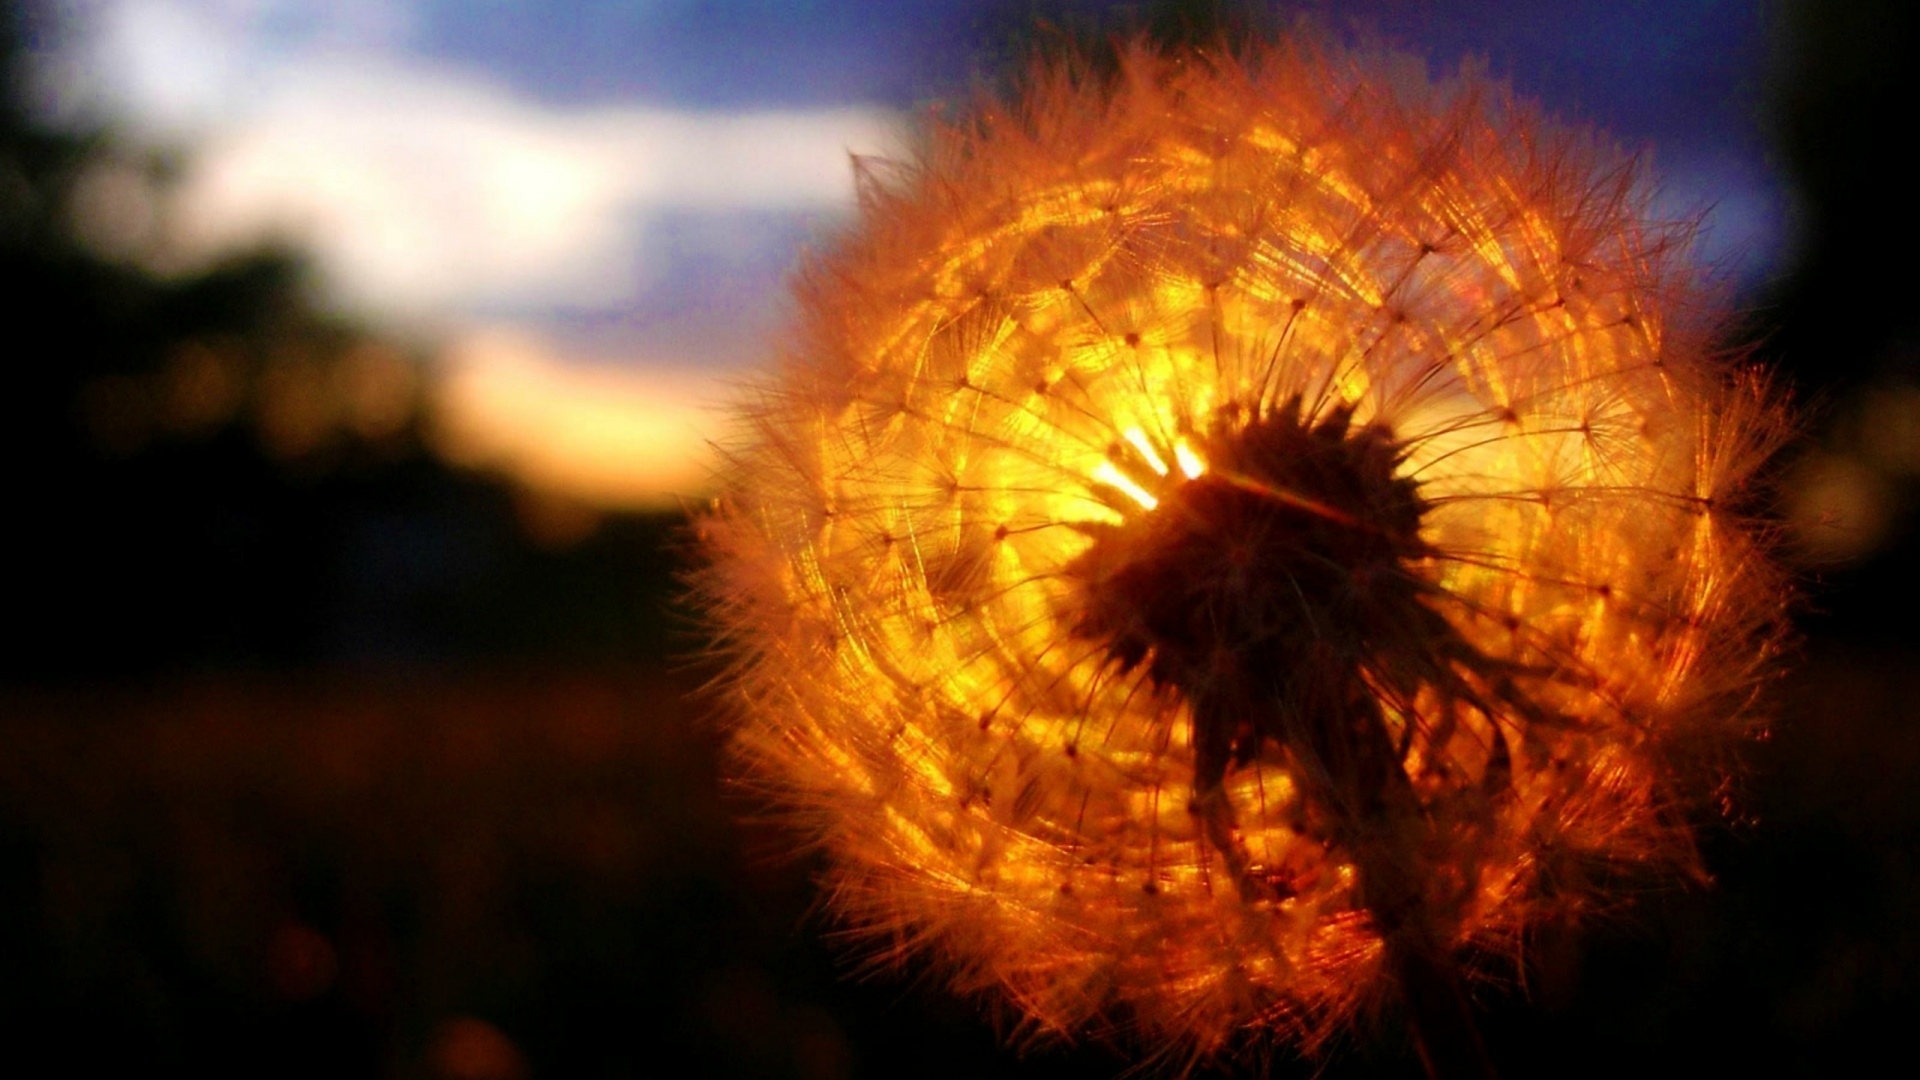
432;329;734;510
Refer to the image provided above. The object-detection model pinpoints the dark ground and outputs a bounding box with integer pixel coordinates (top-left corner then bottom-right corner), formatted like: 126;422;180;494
2;557;1919;1080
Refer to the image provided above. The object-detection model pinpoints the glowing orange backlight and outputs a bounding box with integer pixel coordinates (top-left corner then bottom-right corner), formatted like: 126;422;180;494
702;35;1790;1072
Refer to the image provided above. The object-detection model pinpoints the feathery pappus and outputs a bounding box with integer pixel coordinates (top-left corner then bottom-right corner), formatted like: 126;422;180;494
700;35;1790;1073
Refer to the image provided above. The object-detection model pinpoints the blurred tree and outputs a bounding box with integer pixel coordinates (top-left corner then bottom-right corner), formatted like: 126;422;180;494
0;0;684;681
1752;0;1920;636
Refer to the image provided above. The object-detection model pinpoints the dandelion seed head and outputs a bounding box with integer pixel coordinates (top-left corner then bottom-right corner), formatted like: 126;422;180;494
701;37;1789;1068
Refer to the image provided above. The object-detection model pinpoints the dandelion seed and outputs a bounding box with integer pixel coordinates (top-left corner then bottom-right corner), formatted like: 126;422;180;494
700;35;1790;1076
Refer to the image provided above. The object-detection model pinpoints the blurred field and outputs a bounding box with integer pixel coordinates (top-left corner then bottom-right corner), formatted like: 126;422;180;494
0;657;1142;1079
0;664;751;1077
1;640;1918;1078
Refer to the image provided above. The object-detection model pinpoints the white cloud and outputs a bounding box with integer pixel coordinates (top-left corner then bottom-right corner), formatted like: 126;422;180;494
51;0;417;134
55;1;902;321
162;54;899;317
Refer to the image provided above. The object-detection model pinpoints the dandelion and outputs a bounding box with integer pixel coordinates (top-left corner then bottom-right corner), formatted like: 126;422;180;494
700;35;1789;1076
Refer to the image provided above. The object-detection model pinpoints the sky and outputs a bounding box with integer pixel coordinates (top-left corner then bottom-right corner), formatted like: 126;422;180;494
30;0;1788;507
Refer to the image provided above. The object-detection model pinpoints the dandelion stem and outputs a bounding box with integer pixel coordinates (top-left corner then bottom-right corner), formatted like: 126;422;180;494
1390;933;1499;1080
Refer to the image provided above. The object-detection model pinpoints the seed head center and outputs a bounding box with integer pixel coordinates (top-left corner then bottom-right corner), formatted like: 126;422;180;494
1071;403;1433;699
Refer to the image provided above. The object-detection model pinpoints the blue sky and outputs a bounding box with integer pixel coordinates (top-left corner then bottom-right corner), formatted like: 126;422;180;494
40;0;1784;340
33;0;1787;504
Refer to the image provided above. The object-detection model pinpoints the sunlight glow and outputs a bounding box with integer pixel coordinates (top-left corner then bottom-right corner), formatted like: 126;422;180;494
434;330;728;509
1123;427;1169;475
1173;439;1207;479
1092;460;1158;511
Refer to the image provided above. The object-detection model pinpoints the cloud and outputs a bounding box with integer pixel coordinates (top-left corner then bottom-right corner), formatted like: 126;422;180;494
47;0;419;133
431;327;736;509
57;1;902;321
164;57;898;318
